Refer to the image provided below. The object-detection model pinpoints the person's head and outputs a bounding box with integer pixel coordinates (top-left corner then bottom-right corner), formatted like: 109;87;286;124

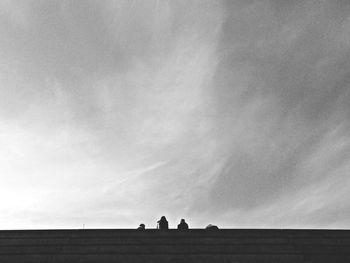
160;216;167;221
206;224;219;230
139;224;145;228
180;219;185;223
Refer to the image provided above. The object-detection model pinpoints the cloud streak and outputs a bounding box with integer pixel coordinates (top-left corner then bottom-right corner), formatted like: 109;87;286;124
0;0;350;229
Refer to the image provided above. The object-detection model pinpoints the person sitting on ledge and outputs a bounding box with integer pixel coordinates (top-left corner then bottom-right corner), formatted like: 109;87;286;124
177;219;189;230
205;224;219;230
137;223;145;230
157;216;169;230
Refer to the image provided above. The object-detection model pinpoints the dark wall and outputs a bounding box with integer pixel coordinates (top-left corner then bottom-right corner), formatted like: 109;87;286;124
0;229;348;262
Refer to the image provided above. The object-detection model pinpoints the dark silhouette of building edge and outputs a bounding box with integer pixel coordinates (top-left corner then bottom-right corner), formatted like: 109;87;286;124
0;228;348;262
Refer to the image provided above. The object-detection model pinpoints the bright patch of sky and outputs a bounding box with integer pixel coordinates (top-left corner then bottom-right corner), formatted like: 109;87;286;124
1;0;350;229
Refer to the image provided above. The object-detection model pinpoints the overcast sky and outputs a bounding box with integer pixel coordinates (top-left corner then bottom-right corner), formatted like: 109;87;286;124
1;0;350;229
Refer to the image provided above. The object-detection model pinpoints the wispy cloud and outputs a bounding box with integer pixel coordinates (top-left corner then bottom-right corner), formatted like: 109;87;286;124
0;0;350;229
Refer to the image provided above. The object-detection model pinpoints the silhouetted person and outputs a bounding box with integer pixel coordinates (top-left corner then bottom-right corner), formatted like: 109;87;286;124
177;219;189;230
157;216;169;230
137;223;145;230
205;224;219;230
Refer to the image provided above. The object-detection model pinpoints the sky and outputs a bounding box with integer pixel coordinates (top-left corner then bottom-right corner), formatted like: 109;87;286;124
0;0;350;229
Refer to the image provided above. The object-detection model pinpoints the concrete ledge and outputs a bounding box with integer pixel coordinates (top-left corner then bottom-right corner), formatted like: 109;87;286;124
0;229;348;262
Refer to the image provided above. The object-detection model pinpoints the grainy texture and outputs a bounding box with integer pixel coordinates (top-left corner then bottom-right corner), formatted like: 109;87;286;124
0;229;348;262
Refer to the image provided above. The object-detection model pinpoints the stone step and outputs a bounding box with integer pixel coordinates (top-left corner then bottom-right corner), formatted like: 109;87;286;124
0;229;348;238
0;244;302;254
0;236;345;246
0;254;309;263
0;237;291;245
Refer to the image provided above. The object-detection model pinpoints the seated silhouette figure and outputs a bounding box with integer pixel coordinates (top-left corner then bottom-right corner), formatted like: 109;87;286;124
137;223;145;230
177;219;189;230
205;224;219;230
157;216;169;230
